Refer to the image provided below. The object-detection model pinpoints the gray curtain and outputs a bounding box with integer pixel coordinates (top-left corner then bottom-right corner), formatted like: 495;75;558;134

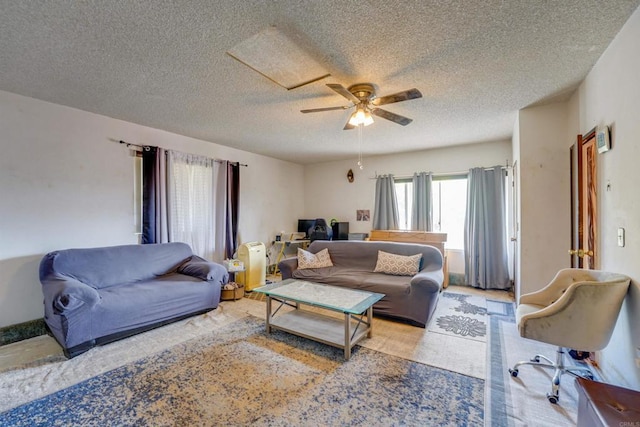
142;147;168;244
411;172;432;231
225;162;240;260
464;166;510;289
373;175;399;230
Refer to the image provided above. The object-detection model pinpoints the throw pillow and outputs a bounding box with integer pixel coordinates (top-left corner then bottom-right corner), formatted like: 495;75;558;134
373;251;422;276
297;248;333;269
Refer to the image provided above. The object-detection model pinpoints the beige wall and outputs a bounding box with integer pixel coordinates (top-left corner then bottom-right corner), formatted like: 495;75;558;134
303;140;512;273
513;6;640;389
566;7;640;389
515;102;572;297
0;90;304;327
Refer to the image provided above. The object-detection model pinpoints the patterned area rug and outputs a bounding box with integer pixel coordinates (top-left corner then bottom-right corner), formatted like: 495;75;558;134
1;316;484;426
429;291;488;342
485;304;588;426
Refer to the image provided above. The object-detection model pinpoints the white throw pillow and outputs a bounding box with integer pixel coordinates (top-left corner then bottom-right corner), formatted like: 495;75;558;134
297;248;333;269
374;251;422;276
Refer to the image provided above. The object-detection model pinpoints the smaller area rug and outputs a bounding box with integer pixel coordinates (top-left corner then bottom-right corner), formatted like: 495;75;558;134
1;316;483;426
429;291;487;342
485;305;585;426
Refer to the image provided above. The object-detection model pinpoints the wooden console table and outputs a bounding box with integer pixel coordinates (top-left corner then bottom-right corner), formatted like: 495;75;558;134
369;230;449;288
575;377;640;426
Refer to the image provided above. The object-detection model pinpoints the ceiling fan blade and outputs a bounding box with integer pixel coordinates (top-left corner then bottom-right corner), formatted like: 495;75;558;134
372;88;422;106
327;83;361;104
371;108;413;126
301;106;350;113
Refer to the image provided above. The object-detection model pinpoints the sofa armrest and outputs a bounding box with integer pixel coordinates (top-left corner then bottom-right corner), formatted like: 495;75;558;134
42;277;101;315
411;269;444;294
178;257;229;284
278;257;298;279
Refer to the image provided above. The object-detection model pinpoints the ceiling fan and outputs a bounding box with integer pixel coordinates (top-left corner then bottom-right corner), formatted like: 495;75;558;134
301;83;422;130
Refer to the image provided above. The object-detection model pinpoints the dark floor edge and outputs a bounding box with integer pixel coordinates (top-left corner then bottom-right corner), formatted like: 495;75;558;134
0;318;47;346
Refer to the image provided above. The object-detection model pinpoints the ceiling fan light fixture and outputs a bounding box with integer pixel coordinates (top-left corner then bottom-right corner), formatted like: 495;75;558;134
348;108;374;127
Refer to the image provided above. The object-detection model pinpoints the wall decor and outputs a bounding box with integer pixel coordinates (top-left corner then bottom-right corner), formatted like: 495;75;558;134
357;210;370;221
596;125;611;153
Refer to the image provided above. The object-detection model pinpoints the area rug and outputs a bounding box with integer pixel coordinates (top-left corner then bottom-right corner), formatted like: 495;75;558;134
485;304;585;427
428;291;487;342
1;316;484;426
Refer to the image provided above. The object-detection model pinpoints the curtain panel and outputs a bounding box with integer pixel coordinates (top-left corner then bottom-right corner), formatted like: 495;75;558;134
141;147;168;244
142;149;239;262
167;151;220;261
225;162;240;260
411;172;433;231
372;175;399;230
464;166;510;289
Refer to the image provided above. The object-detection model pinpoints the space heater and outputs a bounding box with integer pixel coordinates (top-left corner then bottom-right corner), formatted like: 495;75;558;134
236;242;266;291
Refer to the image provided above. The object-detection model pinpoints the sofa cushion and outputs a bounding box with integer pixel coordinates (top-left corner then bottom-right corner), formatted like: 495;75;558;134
297;248;333;269
374;251;422;276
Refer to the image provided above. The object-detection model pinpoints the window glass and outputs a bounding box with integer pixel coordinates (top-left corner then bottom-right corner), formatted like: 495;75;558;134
394;181;413;230
394;176;467;250
433;178;467;250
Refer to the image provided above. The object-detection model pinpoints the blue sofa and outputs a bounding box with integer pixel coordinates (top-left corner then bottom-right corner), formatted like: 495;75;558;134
278;240;444;327
40;242;228;358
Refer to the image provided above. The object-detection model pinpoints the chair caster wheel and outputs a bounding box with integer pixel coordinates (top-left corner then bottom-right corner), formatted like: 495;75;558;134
531;356;540;363
547;394;559;404
509;368;518;377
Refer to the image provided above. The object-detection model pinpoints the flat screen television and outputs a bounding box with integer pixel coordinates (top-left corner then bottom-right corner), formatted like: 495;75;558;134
297;219;315;238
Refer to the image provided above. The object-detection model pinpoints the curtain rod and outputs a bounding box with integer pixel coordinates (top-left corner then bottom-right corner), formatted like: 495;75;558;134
118;140;248;167
370;163;512;180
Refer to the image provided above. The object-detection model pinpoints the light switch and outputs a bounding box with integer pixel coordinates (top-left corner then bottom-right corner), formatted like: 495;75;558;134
617;228;625;247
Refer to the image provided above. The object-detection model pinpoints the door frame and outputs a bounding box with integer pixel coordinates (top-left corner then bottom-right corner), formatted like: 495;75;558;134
570;127;597;269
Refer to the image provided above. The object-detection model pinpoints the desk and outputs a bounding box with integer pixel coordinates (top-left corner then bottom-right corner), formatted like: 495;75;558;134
272;240;310;274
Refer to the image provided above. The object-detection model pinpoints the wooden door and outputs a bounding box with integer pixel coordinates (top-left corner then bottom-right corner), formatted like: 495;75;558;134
570;129;597;269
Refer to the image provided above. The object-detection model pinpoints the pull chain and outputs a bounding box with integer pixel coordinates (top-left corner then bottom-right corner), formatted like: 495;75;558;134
357;123;364;170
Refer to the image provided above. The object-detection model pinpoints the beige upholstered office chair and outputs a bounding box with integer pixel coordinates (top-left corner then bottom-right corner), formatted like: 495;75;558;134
508;268;630;404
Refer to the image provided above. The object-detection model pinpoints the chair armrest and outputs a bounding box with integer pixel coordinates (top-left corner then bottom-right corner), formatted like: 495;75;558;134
278;257;298;279
411;269;444;294
178;257;229;284
42;277;101;315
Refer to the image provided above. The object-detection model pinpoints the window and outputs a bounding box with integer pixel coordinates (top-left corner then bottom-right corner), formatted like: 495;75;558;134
395;180;413;230
432;177;467;249
394;175;467;250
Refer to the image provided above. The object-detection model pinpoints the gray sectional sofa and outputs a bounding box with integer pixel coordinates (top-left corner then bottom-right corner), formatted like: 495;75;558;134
40;242;228;357
278;240;444;327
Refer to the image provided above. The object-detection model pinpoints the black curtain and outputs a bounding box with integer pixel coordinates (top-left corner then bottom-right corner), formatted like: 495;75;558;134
141;147;158;244
225;162;240;259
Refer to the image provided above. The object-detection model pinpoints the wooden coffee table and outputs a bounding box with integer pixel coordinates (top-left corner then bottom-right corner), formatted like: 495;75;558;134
253;279;384;360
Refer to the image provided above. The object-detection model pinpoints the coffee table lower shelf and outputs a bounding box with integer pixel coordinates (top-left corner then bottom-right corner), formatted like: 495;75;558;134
267;308;371;360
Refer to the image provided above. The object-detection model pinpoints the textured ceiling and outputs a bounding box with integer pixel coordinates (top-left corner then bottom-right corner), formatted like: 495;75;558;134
1;1;638;164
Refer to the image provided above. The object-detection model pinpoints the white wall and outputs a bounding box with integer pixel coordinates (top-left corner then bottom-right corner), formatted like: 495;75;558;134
304;140;512;273
0;90;304;327
511;115;522;300
566;7;640;389
516;102;572;297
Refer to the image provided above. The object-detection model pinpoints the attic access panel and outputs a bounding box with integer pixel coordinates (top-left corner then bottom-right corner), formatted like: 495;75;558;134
227;27;330;90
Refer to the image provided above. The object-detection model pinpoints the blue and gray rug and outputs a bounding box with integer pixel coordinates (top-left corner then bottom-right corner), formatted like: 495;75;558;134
1;316;483;426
